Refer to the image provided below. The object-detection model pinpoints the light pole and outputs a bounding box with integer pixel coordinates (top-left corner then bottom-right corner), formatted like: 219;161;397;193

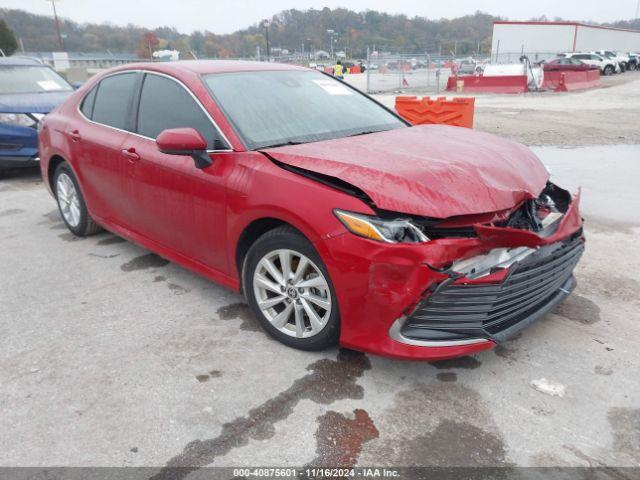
263;19;270;61
327;29;336;60
45;0;64;51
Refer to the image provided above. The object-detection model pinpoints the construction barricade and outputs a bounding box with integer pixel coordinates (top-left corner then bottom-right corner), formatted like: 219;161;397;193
446;75;528;94
543;69;601;92
395;96;475;128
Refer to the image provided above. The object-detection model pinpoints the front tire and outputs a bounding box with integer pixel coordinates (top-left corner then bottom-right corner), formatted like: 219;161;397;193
603;65;614;76
243;226;340;351
54;162;103;236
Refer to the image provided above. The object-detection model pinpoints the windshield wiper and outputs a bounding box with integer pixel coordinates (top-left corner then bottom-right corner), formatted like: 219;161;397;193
347;130;379;137
259;140;305;149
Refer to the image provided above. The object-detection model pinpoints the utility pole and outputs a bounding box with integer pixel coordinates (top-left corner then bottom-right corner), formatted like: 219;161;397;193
636;0;640;19
45;0;65;51
263;19;270;61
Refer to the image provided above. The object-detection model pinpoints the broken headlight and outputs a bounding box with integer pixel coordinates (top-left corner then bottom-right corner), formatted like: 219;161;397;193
334;210;429;243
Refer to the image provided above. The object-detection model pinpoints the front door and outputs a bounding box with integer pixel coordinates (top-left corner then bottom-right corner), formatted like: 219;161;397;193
121;72;231;273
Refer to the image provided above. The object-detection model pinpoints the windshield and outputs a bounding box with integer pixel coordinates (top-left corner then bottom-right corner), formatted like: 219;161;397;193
0;65;73;94
203;70;406;149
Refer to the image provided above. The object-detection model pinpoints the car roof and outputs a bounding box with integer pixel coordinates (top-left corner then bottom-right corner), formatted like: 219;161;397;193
0;56;45;66
107;60;311;76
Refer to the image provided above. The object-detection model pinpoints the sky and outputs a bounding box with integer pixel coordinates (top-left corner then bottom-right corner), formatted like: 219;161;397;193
3;0;639;34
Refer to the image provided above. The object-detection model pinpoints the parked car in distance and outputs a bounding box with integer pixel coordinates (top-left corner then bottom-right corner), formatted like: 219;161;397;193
626;53;638;71
0;57;73;174
457;60;482;75
543;57;598;72
592;50;629;72
558;52;617;75
39;61;585;361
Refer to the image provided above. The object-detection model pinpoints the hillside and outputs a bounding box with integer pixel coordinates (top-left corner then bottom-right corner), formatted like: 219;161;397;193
0;8;500;58
1;7;639;59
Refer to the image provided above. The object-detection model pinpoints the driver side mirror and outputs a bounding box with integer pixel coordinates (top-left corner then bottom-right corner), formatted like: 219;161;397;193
156;128;212;169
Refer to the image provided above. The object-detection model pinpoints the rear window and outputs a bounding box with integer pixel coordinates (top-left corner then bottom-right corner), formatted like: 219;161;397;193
91;73;137;130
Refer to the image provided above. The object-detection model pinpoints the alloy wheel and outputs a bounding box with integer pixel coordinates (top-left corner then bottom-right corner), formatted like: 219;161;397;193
56;173;81;227
252;249;332;338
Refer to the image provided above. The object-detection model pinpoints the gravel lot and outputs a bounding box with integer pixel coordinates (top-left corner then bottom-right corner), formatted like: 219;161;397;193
1;78;639;473
372;74;640;146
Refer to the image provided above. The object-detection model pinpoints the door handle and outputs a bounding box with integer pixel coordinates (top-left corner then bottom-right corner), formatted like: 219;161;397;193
69;129;81;141
121;147;140;162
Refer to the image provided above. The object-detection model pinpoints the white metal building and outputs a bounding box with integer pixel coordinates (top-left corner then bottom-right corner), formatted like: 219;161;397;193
491;21;640;62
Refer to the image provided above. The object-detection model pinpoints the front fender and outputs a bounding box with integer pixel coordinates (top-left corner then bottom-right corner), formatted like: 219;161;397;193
225;152;372;279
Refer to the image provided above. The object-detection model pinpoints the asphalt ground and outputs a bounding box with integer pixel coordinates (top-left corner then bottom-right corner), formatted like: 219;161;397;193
1;144;639;474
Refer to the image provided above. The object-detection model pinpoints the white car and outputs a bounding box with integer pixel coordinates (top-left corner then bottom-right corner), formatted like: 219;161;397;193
559;53;617;75
592;50;628;72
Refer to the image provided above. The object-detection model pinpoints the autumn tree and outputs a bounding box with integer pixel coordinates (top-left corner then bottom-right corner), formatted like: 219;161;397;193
137;31;159;59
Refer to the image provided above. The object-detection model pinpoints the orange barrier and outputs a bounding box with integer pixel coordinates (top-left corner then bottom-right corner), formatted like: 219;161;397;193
543;69;601;92
395;96;475;128
323;66;334;74
446;75;528;94
350;65;361;74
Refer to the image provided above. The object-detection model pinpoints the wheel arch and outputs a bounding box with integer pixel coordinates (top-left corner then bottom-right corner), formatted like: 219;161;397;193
235;217;305;289
47;154;68;192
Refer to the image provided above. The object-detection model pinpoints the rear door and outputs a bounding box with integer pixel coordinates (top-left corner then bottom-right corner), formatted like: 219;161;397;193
120;72;232;272
71;72;140;225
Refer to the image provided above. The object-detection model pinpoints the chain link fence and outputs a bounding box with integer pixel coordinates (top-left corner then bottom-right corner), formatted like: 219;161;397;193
491;51;560;64
356;50;569;94
360;53;457;94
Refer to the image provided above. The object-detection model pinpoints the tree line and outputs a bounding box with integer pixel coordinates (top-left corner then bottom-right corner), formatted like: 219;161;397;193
1;7;639;60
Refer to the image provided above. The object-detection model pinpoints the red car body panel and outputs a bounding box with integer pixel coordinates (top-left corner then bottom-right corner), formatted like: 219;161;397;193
543;60;597;71
263;125;549;218
322;192;582;360
38;61;584;361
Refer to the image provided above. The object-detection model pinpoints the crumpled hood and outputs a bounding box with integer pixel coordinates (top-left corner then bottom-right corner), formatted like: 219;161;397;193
0;92;71;114
261;124;549;218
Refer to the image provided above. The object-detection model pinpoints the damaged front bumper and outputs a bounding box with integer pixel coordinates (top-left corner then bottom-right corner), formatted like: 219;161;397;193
392;234;583;346
324;189;584;361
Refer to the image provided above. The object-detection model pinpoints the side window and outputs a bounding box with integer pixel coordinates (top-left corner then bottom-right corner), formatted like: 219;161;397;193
136;74;222;149
92;73;137;130
80;86;97;118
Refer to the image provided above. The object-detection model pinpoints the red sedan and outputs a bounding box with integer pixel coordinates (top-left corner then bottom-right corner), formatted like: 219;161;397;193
38;61;584;361
543;58;598;71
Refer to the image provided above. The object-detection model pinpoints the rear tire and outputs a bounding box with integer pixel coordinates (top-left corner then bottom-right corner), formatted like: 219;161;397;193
242;226;340;351
54;162;103;237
